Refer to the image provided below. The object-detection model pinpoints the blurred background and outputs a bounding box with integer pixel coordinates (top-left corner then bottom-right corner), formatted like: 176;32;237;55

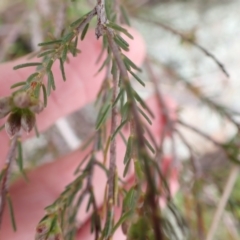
1;0;240;239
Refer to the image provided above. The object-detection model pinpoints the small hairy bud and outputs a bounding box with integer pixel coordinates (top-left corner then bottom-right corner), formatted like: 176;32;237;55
35;215;64;240
5;112;21;137
35;222;49;240
13;91;31;108
0;96;12;117
21;111;36;133
30;101;44;114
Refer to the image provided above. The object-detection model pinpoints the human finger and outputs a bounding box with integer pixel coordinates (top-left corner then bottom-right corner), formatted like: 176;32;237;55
0;27;146;168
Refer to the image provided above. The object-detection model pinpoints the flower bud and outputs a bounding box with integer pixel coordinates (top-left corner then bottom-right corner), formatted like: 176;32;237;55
35;214;64;240
13;91;31;108
0;97;12;117
29;100;44;114
5;112;21;137
21;111;36;133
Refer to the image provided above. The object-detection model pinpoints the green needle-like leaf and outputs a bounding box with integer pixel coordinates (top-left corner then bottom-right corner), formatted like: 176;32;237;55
7;194;17;231
62;45;68;62
123;157;131;177
34;83;41;98
48;70;56;91
41;84;48;107
144;137;155;154
13;62;42;70
123;55;142;72
130;70;145;87
10;82;26;89
103;210;114;238
114;36;129;51
124;136;133;164
70;11;91;28
26;72;39;83
112;210;132;235
96;104;111;130
133;90;154;118
106;22;133;39
111;119;128;141
113;89;124;107
37;49;55;58
73;36;79;56
120;5;130;26
62;32;75;43
38;40;62;46
138;107;152;125
81;23;89;40
16;140;28;181
59;58;66;81
123;187;137;209
46;59;54;72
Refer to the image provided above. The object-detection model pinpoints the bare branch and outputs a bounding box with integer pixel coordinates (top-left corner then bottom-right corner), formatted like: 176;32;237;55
177;119;223;148
106;27;164;240
140;17;229;78
206;166;239;240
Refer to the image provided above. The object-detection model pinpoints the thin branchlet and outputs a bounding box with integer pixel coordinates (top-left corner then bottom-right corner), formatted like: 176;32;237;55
140;17;229;78
145;58;178;167
105;27;164;240
174;129;205;239
0;135;18;228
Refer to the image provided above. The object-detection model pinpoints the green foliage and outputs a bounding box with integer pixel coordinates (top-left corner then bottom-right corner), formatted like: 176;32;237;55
1;1;239;240
7;194;17;232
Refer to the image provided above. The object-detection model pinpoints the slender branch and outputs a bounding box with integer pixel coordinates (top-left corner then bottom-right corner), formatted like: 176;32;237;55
106;28;164;240
95;0;108;39
183;80;240;130
175;129;205;239
145;58;174;134
108;69;119;205
103;67;119;239
177;119;223;148
77;9;97;33
139;17;229;78
0;135;18;227
145;58;177;164
206;166;239;240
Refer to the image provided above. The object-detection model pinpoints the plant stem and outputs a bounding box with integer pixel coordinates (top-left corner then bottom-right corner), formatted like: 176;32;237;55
95;0;108;39
103;67;119;239
0;135;18;227
206;166;239;240
177;119;223;148
108;69;119;205
106;28;164;240
145;58;177;164
139;17;229;78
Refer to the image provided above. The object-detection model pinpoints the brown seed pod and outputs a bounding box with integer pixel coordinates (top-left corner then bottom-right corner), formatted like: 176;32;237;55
13;91;31;108
5;112;21;137
0;96;12;117
21;111;36;133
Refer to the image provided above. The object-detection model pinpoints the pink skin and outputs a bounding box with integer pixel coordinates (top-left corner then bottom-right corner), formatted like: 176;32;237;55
0;28;178;239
